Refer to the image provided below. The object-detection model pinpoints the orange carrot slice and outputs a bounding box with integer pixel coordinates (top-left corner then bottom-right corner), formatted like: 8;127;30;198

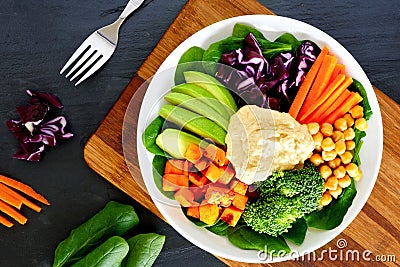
324;92;363;124
310;54;338;100
0;183;41;212
289;46;330;119
0;175;50;205
0;200;27;225
329;64;345;83
0;214;14;228
0;187;23;209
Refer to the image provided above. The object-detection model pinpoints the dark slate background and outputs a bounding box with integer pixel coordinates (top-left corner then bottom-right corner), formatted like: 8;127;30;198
0;0;398;266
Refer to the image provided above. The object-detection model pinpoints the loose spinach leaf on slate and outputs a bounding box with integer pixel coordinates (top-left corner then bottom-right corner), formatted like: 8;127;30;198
152;155;175;199
174;46;205;85
281;217;307;245
274;33;302;52
142;116;165;156
53;201;138;267
71;236;129;267
227;225;290;255
232;23;267;41
305;178;357;230
206;219;231;236
123;233;166;267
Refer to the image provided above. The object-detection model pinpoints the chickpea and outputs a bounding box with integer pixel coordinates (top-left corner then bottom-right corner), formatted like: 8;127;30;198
310;153;324;166
319;164;332;179
307;122;320;135
343;113;355;127
321;137;335;151
355;118;368;131
315;145;322;152
340;151;353;165
320;123;333;137
343;128;355;140
345;140;356;151
312;132;323;147
319;191;332;207
334;140;346;155
345;163;359;177
328;158;341;169
333;165;346;179
329;185;343;199
349;105;364;119
331;131;344;142
354;168;363;181
338;174;352;188
334;118;348;131
324;176;338;190
322;150;337;161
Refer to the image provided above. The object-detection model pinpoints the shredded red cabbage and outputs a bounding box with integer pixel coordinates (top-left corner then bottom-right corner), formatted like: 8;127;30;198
6;90;73;161
216;33;320;112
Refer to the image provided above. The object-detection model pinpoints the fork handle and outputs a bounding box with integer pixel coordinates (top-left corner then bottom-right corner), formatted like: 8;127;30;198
120;0;143;19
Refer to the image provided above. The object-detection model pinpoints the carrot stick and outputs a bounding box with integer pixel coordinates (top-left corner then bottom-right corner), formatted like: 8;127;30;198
324;92;363;124
289;46;330;119
0;175;50;205
299;74;346;120
0;214;14;228
0;183;41;212
329;64;345;83
0;200;27;225
309;54;338;99
0;187;23;209
300;76;353;124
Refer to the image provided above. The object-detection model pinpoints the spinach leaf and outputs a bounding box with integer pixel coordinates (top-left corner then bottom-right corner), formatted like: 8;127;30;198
305;178;357;230
142;116;165;156
274;33;302;52
281;217;307;245
123;233;165;267
352;129;366;165
258;39;292;58
71;236;129;267
351;79;373;120
152;155;175;199
206;219;231;236
232;23;267;41
174;46;205;85
53;201;139;267
227;225;290;256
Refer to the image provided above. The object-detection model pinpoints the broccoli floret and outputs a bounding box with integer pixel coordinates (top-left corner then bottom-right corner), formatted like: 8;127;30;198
242;161;324;236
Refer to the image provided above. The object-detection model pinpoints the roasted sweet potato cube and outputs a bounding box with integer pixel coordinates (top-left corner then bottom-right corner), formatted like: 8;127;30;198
199;203;220;225
162;174;189;191
189;185;206;203
230;180;249;195
232;194;248;210
174;188;195;207
184;143;204;163
204;184;230;204
188;172;209;187
204;144;229;166
204;163;225;182
217;165;235;185
194;158;210;171
220;206;243;227
164;159;185;175
187;206;200;219
217;193;235;207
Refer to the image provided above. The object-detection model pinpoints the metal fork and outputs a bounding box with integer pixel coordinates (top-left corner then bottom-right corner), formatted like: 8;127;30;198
60;0;145;86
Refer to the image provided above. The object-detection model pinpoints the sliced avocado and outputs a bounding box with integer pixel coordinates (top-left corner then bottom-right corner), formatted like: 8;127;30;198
183;71;237;112
155;129;205;159
159;104;226;146
164;92;229;131
171;83;234;118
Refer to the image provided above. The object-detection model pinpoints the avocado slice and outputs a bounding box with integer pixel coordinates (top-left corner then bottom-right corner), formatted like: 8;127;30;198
159;104;226;146
155;129;205;159
164;92;229;131
183;71;238;112
171;83;234;118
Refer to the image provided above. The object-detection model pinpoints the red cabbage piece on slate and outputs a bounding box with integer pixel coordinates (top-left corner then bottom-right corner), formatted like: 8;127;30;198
6;90;73;161
216;33;320;112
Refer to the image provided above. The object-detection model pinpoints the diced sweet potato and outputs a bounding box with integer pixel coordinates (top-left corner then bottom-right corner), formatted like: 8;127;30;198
204;162;225;182
184;143;204;163
232;194;248;210
230;180;249;195
204;184;230;204
216;192;235;207
187;206;200;219
194;158;210;171
189;185;206;203
174;188;195;207
220;206;243;227
164;159;185;174
199;203;220;225
188;172;209;187
217;165;235;185
162;174;189;191
204;144;229;166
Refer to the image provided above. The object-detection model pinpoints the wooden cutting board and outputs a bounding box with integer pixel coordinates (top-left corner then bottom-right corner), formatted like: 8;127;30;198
83;0;400;266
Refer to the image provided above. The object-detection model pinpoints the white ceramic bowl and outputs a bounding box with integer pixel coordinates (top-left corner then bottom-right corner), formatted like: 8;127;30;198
135;15;383;263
